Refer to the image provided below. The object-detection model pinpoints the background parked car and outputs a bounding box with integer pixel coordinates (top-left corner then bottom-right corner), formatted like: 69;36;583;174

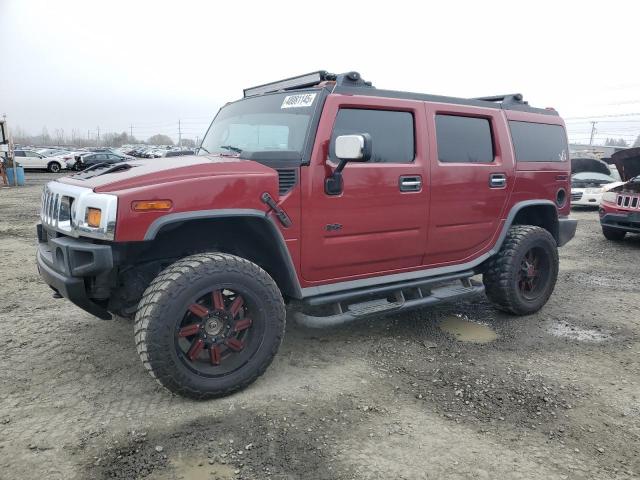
69;152;130;170
570;157;623;207
14;149;65;172
571;171;623;206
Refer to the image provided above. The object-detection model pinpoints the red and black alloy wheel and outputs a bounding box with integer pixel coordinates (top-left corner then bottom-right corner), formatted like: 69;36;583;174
176;288;261;376
517;246;551;301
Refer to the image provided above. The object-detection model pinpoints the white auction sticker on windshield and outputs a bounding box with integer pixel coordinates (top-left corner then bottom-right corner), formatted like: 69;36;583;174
281;93;317;109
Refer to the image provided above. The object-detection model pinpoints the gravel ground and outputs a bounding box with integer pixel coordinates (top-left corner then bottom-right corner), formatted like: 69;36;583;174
0;172;639;480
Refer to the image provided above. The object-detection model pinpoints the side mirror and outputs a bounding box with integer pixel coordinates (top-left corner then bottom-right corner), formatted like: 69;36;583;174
334;134;372;162
325;133;371;195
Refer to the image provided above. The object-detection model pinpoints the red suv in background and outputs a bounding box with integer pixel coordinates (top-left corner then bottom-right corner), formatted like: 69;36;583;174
36;71;577;398
599;147;640;240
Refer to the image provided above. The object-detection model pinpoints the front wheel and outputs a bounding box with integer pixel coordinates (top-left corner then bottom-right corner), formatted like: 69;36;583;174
134;253;285;399
47;161;61;173
483;225;559;315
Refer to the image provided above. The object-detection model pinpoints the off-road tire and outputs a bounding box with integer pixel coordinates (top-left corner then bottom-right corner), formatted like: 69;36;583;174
602;226;626;241
134;253;285;399
47;161;61;173
483;225;558;315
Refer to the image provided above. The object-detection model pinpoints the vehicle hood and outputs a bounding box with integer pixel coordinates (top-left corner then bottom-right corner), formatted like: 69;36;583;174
571;157;611;176
57;155;278;192
607;147;640;181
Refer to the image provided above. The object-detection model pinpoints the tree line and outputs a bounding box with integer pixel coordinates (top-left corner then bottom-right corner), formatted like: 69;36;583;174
11;126;196;148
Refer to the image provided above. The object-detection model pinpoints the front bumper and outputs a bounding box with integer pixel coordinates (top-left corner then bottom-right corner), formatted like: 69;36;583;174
571;190;602;206
36;224;114;319
558;217;578;247
600;212;640;234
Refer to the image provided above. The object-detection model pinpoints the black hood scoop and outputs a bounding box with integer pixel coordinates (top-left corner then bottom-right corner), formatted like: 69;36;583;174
71;162;133;180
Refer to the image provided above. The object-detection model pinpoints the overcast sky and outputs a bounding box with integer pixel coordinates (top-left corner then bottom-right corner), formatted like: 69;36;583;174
1;0;639;144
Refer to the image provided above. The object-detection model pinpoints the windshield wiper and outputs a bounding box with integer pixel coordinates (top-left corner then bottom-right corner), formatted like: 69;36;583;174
198;146;210;154
219;145;243;154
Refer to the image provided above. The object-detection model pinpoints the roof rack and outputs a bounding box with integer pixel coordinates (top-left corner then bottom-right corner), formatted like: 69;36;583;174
243;70;372;98
243;71;555;116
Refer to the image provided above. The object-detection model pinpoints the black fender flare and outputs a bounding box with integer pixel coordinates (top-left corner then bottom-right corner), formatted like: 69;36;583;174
144;209;302;299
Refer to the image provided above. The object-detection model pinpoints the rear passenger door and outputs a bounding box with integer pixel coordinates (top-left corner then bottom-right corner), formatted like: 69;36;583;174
425;104;514;266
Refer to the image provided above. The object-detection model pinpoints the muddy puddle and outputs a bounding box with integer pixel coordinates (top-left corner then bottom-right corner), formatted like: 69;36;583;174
150;455;236;480
548;321;610;342
438;315;498;343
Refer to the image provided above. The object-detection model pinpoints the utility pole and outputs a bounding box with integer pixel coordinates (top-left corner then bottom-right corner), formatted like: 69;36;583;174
589;121;597;146
97;126;100;146
178;119;182;148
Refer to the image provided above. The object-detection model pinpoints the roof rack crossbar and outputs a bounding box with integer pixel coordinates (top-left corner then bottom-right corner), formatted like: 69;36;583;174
243;70;373;98
473;93;524;104
243;71;335;98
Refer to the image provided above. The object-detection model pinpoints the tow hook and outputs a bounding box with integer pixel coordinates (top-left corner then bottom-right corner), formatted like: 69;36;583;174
261;192;292;228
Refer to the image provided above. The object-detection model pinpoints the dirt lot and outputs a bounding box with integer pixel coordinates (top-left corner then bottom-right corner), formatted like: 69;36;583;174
0;172;639;480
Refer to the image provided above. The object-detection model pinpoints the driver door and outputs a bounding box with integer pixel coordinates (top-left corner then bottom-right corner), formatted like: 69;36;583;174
300;95;429;283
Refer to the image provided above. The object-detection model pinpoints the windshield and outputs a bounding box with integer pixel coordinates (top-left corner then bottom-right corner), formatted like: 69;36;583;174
199;91;319;160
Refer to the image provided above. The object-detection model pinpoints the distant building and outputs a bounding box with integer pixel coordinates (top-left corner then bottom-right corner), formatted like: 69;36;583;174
569;143;627;160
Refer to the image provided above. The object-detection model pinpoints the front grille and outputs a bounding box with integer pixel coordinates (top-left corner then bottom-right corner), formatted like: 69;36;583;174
617;194;640;209
276;168;298;196
571;192;583;201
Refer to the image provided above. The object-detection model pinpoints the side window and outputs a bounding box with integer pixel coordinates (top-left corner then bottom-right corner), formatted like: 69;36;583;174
330;109;414;163
509;121;568;162
26;151;39;157
14;151;25;157
435;115;494;163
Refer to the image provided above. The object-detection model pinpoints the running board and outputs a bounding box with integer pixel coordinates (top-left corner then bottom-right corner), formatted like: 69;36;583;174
293;279;484;328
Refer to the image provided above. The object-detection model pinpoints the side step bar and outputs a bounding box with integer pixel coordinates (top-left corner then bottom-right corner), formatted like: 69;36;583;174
294;277;484;329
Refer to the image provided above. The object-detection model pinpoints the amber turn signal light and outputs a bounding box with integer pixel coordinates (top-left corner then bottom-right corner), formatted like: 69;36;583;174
132;200;173;212
86;207;102;227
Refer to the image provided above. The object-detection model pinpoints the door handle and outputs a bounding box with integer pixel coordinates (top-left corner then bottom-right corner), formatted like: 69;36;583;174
489;173;507;189
399;175;422;192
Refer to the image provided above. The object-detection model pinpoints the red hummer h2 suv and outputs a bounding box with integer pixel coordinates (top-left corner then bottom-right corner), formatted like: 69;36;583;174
37;71;577;398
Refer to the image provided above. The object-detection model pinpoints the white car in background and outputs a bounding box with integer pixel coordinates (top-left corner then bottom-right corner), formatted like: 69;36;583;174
13;149;65;172
571;171;623;207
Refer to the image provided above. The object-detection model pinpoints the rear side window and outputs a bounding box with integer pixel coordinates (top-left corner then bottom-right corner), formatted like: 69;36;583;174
509;121;568;162
435;115;494;163
330;109;414;163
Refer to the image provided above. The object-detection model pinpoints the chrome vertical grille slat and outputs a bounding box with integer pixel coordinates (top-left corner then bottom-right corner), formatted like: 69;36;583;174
616;194;640;209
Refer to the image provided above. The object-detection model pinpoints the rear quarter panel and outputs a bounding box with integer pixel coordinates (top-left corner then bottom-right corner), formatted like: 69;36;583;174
505;110;571;217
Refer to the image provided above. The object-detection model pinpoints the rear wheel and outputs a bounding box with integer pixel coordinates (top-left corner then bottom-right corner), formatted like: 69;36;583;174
483;225;558;315
47;161;61;173
134;253;285;399
602;226;626;241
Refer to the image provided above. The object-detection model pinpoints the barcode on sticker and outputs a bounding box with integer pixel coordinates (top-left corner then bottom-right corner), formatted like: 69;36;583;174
281;93;317;109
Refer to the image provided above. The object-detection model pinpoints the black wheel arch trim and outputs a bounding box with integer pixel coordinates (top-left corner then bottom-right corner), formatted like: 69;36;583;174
143;209;303;299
